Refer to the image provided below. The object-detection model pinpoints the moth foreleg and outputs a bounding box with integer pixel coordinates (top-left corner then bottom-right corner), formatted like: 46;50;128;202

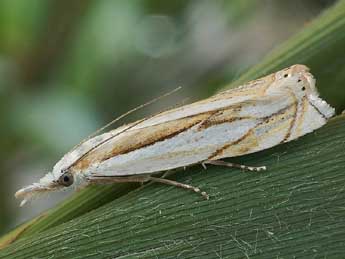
87;175;209;200
202;160;266;172
148;176;209;200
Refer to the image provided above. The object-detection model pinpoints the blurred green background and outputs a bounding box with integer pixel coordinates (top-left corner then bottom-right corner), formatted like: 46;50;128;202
0;0;335;235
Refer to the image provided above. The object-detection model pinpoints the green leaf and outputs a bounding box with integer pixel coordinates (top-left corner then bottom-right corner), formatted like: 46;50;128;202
0;183;140;245
2;0;345;257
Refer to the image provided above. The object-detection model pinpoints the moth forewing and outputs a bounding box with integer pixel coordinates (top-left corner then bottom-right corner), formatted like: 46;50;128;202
15;64;335;205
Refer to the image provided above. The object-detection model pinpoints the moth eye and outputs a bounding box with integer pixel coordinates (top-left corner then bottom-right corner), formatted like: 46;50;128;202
297;79;302;82
301;86;306;91
58;172;74;187
283;73;289;78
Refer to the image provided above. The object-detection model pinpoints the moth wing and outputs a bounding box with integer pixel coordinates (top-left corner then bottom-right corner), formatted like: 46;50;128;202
52;124;134;174
133;73;275;130
286;96;329;141
59;74;275;174
89;117;261;176
85;94;295;177
211;94;333;160
210;98;298;160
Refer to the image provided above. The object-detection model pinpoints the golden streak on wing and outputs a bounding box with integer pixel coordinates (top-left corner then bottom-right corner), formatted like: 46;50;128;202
281;92;299;142
208;102;298;160
208;129;258;160
197;106;250;129
72;112;213;171
256;104;298;143
294;96;308;137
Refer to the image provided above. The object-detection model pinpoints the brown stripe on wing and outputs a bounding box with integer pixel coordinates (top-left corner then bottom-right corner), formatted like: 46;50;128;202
293;96;308;137
207;103;297;160
197;104;252;130
198;116;252;130
207;129;257;160
308;99;328;120
281;93;299;143
261;73;276;94
66;117;148;172
71;112;214;171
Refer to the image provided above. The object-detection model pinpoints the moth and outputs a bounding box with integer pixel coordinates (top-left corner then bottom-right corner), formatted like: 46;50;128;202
15;64;335;206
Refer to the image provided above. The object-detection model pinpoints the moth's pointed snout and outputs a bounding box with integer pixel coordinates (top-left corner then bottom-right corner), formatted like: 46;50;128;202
15;173;60;206
15;186;35;207
15;190;30;207
15;184;45;207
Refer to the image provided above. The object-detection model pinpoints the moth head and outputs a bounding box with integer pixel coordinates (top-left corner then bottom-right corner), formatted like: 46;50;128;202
15;169;75;207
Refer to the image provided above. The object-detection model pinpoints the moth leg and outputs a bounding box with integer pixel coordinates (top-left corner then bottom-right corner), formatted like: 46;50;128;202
148;176;209;200
202;160;266;172
87;175;209;200
201;163;207;170
161;170;173;179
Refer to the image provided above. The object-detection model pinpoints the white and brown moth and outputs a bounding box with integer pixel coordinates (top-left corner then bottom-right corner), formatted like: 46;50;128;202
15;64;335;206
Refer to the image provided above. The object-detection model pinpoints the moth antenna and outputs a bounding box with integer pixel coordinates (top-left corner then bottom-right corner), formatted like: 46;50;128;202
74;86;182;149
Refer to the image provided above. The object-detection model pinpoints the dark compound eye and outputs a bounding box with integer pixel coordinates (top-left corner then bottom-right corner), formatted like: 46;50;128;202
301;86;306;91
284;73;289;78
58;172;74;187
